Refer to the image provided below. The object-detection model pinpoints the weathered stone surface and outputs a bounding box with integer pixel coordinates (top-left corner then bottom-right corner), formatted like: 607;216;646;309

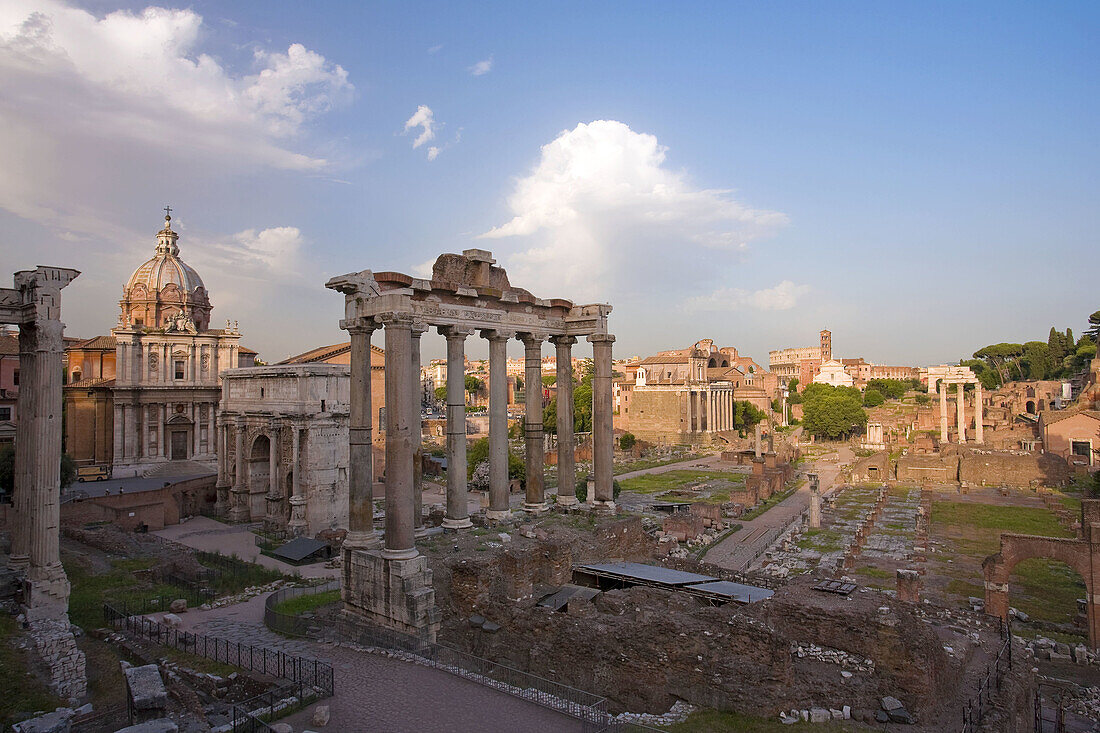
12;710;72;733
114;720;179;733
124;664;168;712
311;704;330;727
169;599;187;613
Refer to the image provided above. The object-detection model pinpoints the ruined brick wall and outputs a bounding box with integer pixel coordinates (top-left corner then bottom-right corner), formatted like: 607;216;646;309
623;389;688;442
958;450;1070;487
896;454;959;482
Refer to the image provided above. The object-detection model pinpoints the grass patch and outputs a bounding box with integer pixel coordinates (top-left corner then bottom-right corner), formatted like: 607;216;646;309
1010;558;1086;625
0;616;64;727
614;452;702;475
944;579;985;599
931;502;1073;538
198;552;287;594
854;565;892;580
796;528;844;553
272;590;340;617
618;470;745;496
668;708;859;732
65;557;186;630
159;645;238;676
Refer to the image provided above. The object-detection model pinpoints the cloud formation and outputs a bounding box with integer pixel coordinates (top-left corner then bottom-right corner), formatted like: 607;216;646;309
480;120;787;301
469;55;493;76
684;280;810;312
403;105;436;148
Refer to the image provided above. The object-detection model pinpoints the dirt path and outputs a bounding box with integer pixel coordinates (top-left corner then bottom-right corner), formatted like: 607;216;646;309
704;445;853;571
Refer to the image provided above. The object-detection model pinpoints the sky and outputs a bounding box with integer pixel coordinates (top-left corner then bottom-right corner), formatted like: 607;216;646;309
0;1;1096;365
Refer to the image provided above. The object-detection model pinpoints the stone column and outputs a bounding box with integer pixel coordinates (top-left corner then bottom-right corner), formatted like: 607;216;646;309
345;321;379;549
215;420;229;515
809;486;822;528
381;315;417;559
706;389;713;433
288;425;307;536
192;401;200;458
521;334;547;512
755;422;763;459
267;422;281;526
974;383;984;444
551;336;578;506
229;418;249;521
411;322;427;536
939;380;949;444
956;382;966;444
484;330;512;520
589;334;616;512
156;405;164;459
441;327;473;528
112;403;124;467
9;324;36;571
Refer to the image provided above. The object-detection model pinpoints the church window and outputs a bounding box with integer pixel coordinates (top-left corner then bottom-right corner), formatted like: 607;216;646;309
0;408;10;421
174;360;185;380
72;370;82;383
12;370;18;386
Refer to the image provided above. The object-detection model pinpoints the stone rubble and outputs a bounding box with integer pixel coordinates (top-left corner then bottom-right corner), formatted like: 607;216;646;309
790;642;874;672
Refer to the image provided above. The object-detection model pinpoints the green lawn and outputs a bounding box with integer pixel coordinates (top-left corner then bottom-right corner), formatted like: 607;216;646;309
1010;558;1086;625
0;616;63;726
930;502;1074;538
65;557;187;630
273;589;341;616
618;470;745;496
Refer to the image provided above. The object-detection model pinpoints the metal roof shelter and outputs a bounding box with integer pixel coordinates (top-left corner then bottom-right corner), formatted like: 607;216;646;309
813;579;858;596
537;584;601;611
683;580;774;605
574;562;717;590
270;537;332;565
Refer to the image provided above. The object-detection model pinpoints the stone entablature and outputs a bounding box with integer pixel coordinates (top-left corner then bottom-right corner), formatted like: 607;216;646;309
926;365;983;445
327;249;615;641
218;364;351;536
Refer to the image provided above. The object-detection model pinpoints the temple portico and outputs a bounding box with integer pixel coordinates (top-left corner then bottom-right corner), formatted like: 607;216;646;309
929;365;983;445
328;249;613;639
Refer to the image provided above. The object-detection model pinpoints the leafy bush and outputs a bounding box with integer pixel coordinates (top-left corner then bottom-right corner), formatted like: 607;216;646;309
863;388;884;407
574;476;622;502
619;432;636;450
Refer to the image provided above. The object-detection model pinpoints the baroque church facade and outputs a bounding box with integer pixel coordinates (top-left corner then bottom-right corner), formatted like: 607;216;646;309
64;212;254;477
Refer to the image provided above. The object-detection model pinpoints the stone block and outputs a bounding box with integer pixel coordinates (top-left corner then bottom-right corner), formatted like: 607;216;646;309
808;707;830;723
342;550;441;641
311;704;330;727
12;710;72;733
124;664;168;714
169;599;187;613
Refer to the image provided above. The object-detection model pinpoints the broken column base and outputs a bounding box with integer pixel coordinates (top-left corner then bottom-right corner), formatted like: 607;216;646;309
591;500;617;515
342;549;441;642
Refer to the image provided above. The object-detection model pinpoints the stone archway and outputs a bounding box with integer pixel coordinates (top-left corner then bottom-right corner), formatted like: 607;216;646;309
1026;400;1037;414
983;499;1100;647
248;434;270;519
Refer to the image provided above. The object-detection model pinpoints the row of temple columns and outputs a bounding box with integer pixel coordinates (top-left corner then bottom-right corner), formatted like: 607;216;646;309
687;387;737;433
343;315;616;560
938;379;984;444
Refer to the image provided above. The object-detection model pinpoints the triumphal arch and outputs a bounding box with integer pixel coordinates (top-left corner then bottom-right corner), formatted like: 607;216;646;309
327;249;614;639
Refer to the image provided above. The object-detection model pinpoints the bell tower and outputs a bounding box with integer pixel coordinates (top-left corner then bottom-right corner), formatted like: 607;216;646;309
820;329;832;363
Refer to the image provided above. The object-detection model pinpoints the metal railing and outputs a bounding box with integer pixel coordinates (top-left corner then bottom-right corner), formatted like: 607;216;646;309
264;580;340;637
103;602;334;698
962;618;1014;732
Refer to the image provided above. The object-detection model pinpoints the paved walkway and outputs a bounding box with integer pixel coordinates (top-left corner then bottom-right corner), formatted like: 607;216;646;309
159;591;584;732
614;453;721;480
153;516;338;579
704;446;853;571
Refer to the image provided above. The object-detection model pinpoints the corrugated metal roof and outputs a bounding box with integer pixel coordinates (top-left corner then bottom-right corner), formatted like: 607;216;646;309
684;580;774;603
575;562;717;587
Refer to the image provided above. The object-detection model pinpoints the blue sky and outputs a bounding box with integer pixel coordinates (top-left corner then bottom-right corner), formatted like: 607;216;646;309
1;1;1096;365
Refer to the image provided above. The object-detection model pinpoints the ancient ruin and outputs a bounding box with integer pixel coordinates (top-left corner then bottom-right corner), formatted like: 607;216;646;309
926;365;983;444
0;266;86;700
327;249;614;639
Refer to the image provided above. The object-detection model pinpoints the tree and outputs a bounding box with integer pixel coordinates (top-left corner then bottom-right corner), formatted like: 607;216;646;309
434;385;447;402
0;446;76;495
541;375;556;387
801;383;867;439
867;379;907;400
619;432;636;450
60;454;76;488
863;388;884;407
514;375;523;391
464;375;483;402
974;343;1024;384
1087;311;1100;342
1021;341;1052;380
466;437;524;481
786;378;799;393
915;393;930;406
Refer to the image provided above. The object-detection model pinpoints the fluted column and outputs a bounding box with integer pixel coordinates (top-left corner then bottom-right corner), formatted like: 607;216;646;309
411;322;427;536
288;425;307;536
9;325;36;571
267;421;281;526
382;315;417;559
520;334;547;511
483;330;512;520
956;383;966;444
939;380;949;444
441;327;473;529
26;315;65;591
229;417;249;521
975;384;984;444
551;336;578;505
345;321;379;548
589;334;616;511
215;418;229;515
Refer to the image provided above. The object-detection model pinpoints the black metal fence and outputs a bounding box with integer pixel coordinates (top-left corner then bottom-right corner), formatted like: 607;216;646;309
962;619;1014;732
103;602;334;698
264;580;340;638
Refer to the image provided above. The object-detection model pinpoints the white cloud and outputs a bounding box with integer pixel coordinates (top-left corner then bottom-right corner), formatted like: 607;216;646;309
480;120;787;302
684;281;810;312
403;105;436;148
0;0;353;239
469;55;492;76
427;44;443;54
427;146;441;161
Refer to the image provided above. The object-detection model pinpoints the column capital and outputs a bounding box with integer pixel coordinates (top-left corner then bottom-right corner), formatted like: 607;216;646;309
480;328;515;342
341;316;380;333
378;312;415;329
517;332;545;348
410;320;430;337
438;325;475;340
549;334;578;347
587;333;616;344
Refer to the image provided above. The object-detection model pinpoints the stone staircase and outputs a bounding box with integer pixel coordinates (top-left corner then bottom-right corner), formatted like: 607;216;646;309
142;460;216;479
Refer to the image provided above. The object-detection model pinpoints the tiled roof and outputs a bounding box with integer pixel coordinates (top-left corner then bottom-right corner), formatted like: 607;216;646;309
0;334;17;356
280;342;385;365
638;355;688;365
72;335;117;350
66;377;115;389
1042;408;1100;427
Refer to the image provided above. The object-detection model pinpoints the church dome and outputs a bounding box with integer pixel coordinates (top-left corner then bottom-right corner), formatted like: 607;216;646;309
119;210;212;331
